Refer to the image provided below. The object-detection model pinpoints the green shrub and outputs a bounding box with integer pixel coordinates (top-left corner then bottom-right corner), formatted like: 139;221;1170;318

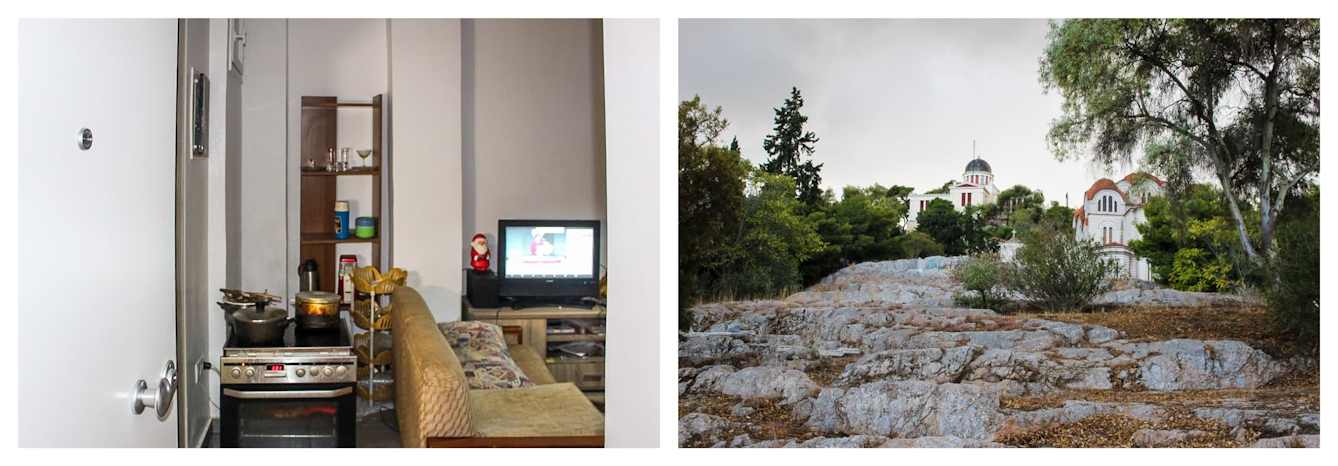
1265;198;1319;353
1167;248;1241;292
952;256;1010;312
1004;232;1119;313
901;231;944;258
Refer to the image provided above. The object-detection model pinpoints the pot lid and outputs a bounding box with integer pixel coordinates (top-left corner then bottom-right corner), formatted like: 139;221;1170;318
295;291;341;304
232;305;288;323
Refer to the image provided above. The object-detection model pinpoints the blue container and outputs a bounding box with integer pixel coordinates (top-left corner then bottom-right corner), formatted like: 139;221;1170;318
334;201;351;239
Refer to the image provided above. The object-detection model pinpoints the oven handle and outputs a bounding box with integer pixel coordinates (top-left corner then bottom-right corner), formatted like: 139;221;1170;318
223;387;353;400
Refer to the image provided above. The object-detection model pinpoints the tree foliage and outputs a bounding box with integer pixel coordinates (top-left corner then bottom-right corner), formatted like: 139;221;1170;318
1129;183;1253;291
952;256;1010;312
1265;188;1319;353
1004;231;1120;313
924;180;955;195
717;169;825;299
900;231;943;258
678;96;748;329
1039;19;1320;268
800;184;914;284
761;87;825;210
915;199;996;256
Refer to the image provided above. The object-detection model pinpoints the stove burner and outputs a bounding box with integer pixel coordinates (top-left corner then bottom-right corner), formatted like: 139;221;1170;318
225;318;352;350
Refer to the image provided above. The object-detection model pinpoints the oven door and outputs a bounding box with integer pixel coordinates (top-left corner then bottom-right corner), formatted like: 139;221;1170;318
220;383;356;448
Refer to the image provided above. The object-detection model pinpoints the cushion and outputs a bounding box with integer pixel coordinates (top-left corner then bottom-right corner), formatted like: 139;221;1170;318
469;383;605;437
439;321;535;390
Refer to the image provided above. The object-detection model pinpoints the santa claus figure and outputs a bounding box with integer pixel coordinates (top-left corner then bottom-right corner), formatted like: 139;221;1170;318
470;234;491;271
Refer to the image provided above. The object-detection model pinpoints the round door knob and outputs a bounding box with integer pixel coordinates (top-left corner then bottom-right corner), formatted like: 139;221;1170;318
295;368;306;377
322;366;334;377
335;366;347;376
230;368;241;378
244;367;255;377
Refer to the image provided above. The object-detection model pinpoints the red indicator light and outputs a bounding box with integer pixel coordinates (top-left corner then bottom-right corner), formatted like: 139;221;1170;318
267;364;283;372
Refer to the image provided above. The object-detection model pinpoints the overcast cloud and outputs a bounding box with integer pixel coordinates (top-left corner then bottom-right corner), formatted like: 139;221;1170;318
679;18;1140;209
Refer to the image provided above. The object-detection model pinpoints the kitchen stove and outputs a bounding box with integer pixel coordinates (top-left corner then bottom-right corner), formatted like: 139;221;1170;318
220;318;357;447
220;319;357;385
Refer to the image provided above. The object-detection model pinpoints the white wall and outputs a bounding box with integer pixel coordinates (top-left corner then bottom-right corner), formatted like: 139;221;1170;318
389;19;464;322
239;19;290;297
602;18;660;448
462;19;608;273
206;17;245;424
285;19;390;299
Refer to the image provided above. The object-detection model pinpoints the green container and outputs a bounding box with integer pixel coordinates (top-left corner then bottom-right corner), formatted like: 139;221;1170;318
355;217;376;239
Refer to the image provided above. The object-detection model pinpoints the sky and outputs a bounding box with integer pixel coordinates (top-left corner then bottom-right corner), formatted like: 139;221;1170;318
679;18;1146;209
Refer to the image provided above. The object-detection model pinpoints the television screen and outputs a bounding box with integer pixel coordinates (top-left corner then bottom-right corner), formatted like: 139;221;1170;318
501;224;597;279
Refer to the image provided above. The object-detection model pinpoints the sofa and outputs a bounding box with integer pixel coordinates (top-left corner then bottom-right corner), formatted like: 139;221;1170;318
391;286;605;448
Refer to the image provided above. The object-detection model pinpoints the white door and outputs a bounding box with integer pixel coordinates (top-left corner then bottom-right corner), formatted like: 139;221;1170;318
18;19;180;447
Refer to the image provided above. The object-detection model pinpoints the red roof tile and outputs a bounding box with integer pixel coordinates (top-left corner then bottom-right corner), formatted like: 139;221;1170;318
1085;178;1126;201
1121;172;1165;187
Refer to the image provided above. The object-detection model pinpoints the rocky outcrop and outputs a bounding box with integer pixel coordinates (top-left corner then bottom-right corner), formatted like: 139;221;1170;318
1248;435;1320;448
800;381;1003;440
679;256;1316;448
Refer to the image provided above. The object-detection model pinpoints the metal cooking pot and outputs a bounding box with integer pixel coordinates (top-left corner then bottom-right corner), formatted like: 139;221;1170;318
230;302;291;346
293;291;341;329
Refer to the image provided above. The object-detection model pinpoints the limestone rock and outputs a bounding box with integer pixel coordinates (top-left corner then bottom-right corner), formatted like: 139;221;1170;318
1086;326;1121;344
719;366;821;404
1248;435;1319;448
679;332;756;365
833;346;977;387
1137;339;1285;390
679;413;736;447
879;436;1010;448
681;365;737;394
804;381;1003;440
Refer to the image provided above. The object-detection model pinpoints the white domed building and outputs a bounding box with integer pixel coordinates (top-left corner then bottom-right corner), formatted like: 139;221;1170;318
906;158;1000;230
1072;172;1165;281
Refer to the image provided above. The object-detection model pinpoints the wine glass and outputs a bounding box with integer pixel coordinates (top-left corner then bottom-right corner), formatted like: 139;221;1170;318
357;149;372;169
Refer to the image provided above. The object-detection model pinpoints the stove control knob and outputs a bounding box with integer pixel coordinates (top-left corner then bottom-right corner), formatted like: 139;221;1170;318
244;367;255;378
335;366;347;377
295;368;306;377
230;368;241;379
322;366;334;377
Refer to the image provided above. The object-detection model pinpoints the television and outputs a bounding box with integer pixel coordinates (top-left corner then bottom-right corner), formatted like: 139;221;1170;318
496;219;601;307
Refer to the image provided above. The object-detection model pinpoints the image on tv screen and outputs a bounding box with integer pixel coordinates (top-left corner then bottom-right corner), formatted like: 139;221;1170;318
503;225;595;279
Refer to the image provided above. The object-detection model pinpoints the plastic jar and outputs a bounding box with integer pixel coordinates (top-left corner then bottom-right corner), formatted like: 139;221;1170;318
355;217;376;239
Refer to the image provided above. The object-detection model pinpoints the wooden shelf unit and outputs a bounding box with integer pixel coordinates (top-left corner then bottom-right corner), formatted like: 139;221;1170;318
299;95;385;294
463;298;607;391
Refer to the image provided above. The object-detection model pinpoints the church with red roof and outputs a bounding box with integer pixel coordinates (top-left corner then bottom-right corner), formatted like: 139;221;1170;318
1073;172;1165;281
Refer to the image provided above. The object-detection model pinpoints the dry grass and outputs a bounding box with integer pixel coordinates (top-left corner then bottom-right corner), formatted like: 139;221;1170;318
1039;305;1306;360
679;394;841;447
996;410;1255;448
804;355;862;387
1000;386;1319;413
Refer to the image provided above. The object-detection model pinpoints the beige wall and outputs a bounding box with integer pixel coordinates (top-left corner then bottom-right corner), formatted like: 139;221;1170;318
389;19;464;322
285;19;390;299
462;19;608;271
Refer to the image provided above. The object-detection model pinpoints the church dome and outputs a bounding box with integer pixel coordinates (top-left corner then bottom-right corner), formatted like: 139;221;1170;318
964;158;992;173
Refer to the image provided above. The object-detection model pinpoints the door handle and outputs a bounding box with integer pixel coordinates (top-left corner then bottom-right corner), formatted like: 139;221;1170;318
133;360;177;418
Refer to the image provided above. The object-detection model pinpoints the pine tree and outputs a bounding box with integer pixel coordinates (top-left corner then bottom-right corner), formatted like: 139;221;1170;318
761;87;823;210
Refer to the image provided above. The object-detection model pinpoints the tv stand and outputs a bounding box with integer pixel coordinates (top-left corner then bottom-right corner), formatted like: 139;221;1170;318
502;296;595;310
463;297;606;392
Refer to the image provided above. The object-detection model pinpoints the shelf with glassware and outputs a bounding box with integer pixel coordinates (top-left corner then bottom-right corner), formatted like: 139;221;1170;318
462;298;607;391
298;94;386;298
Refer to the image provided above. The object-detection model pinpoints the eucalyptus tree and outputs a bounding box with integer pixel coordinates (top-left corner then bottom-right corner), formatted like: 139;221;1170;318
1039;19;1319;268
